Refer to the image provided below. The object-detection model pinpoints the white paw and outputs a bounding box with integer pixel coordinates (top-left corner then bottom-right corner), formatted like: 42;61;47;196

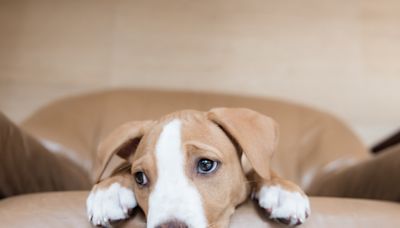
86;183;136;227
256;185;310;226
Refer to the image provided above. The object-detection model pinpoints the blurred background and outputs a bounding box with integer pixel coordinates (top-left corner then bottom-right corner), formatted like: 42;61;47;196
0;0;399;146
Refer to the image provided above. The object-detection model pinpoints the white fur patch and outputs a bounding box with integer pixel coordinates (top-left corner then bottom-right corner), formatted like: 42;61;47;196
147;119;207;228
257;185;310;226
86;183;136;227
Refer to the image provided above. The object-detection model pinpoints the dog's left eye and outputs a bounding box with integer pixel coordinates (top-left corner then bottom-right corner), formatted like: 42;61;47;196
197;158;219;174
134;171;148;186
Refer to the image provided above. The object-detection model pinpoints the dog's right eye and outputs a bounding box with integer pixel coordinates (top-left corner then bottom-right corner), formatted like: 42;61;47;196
134;171;148;187
197;158;219;174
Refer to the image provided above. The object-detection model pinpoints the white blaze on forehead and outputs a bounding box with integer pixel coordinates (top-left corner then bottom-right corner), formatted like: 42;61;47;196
147;119;207;228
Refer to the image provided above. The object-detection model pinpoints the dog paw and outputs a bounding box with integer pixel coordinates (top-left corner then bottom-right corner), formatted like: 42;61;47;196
86;183;136;227
256;185;310;226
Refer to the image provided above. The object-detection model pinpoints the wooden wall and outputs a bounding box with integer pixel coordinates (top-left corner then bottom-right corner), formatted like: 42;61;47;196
1;0;399;145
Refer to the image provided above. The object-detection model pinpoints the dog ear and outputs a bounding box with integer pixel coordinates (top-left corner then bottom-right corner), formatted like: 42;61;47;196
207;108;279;180
94;121;153;183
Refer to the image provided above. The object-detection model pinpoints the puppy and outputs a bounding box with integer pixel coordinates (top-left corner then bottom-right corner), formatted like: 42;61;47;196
86;108;310;227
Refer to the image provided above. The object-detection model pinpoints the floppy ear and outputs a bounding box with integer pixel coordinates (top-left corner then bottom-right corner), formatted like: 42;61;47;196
207;108;279;180
94;121;154;183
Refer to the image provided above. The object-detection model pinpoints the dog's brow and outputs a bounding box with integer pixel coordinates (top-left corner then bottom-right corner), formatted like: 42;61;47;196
184;141;223;159
130;153;152;172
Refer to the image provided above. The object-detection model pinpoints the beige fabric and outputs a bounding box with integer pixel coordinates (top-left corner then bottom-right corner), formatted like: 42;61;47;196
1;192;400;228
308;144;400;201
21;89;370;188
0;112;90;198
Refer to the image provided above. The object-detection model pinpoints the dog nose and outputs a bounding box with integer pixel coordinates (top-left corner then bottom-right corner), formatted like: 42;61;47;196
155;220;189;228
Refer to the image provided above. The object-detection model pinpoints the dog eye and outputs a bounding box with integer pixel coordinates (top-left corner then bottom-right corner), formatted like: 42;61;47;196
134;171;148;186
197;158;219;174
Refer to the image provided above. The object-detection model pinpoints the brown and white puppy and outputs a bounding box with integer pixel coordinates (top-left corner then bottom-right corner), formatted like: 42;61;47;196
86;108;310;227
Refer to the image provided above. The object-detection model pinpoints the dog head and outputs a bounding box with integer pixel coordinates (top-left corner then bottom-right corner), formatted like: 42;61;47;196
94;108;278;227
